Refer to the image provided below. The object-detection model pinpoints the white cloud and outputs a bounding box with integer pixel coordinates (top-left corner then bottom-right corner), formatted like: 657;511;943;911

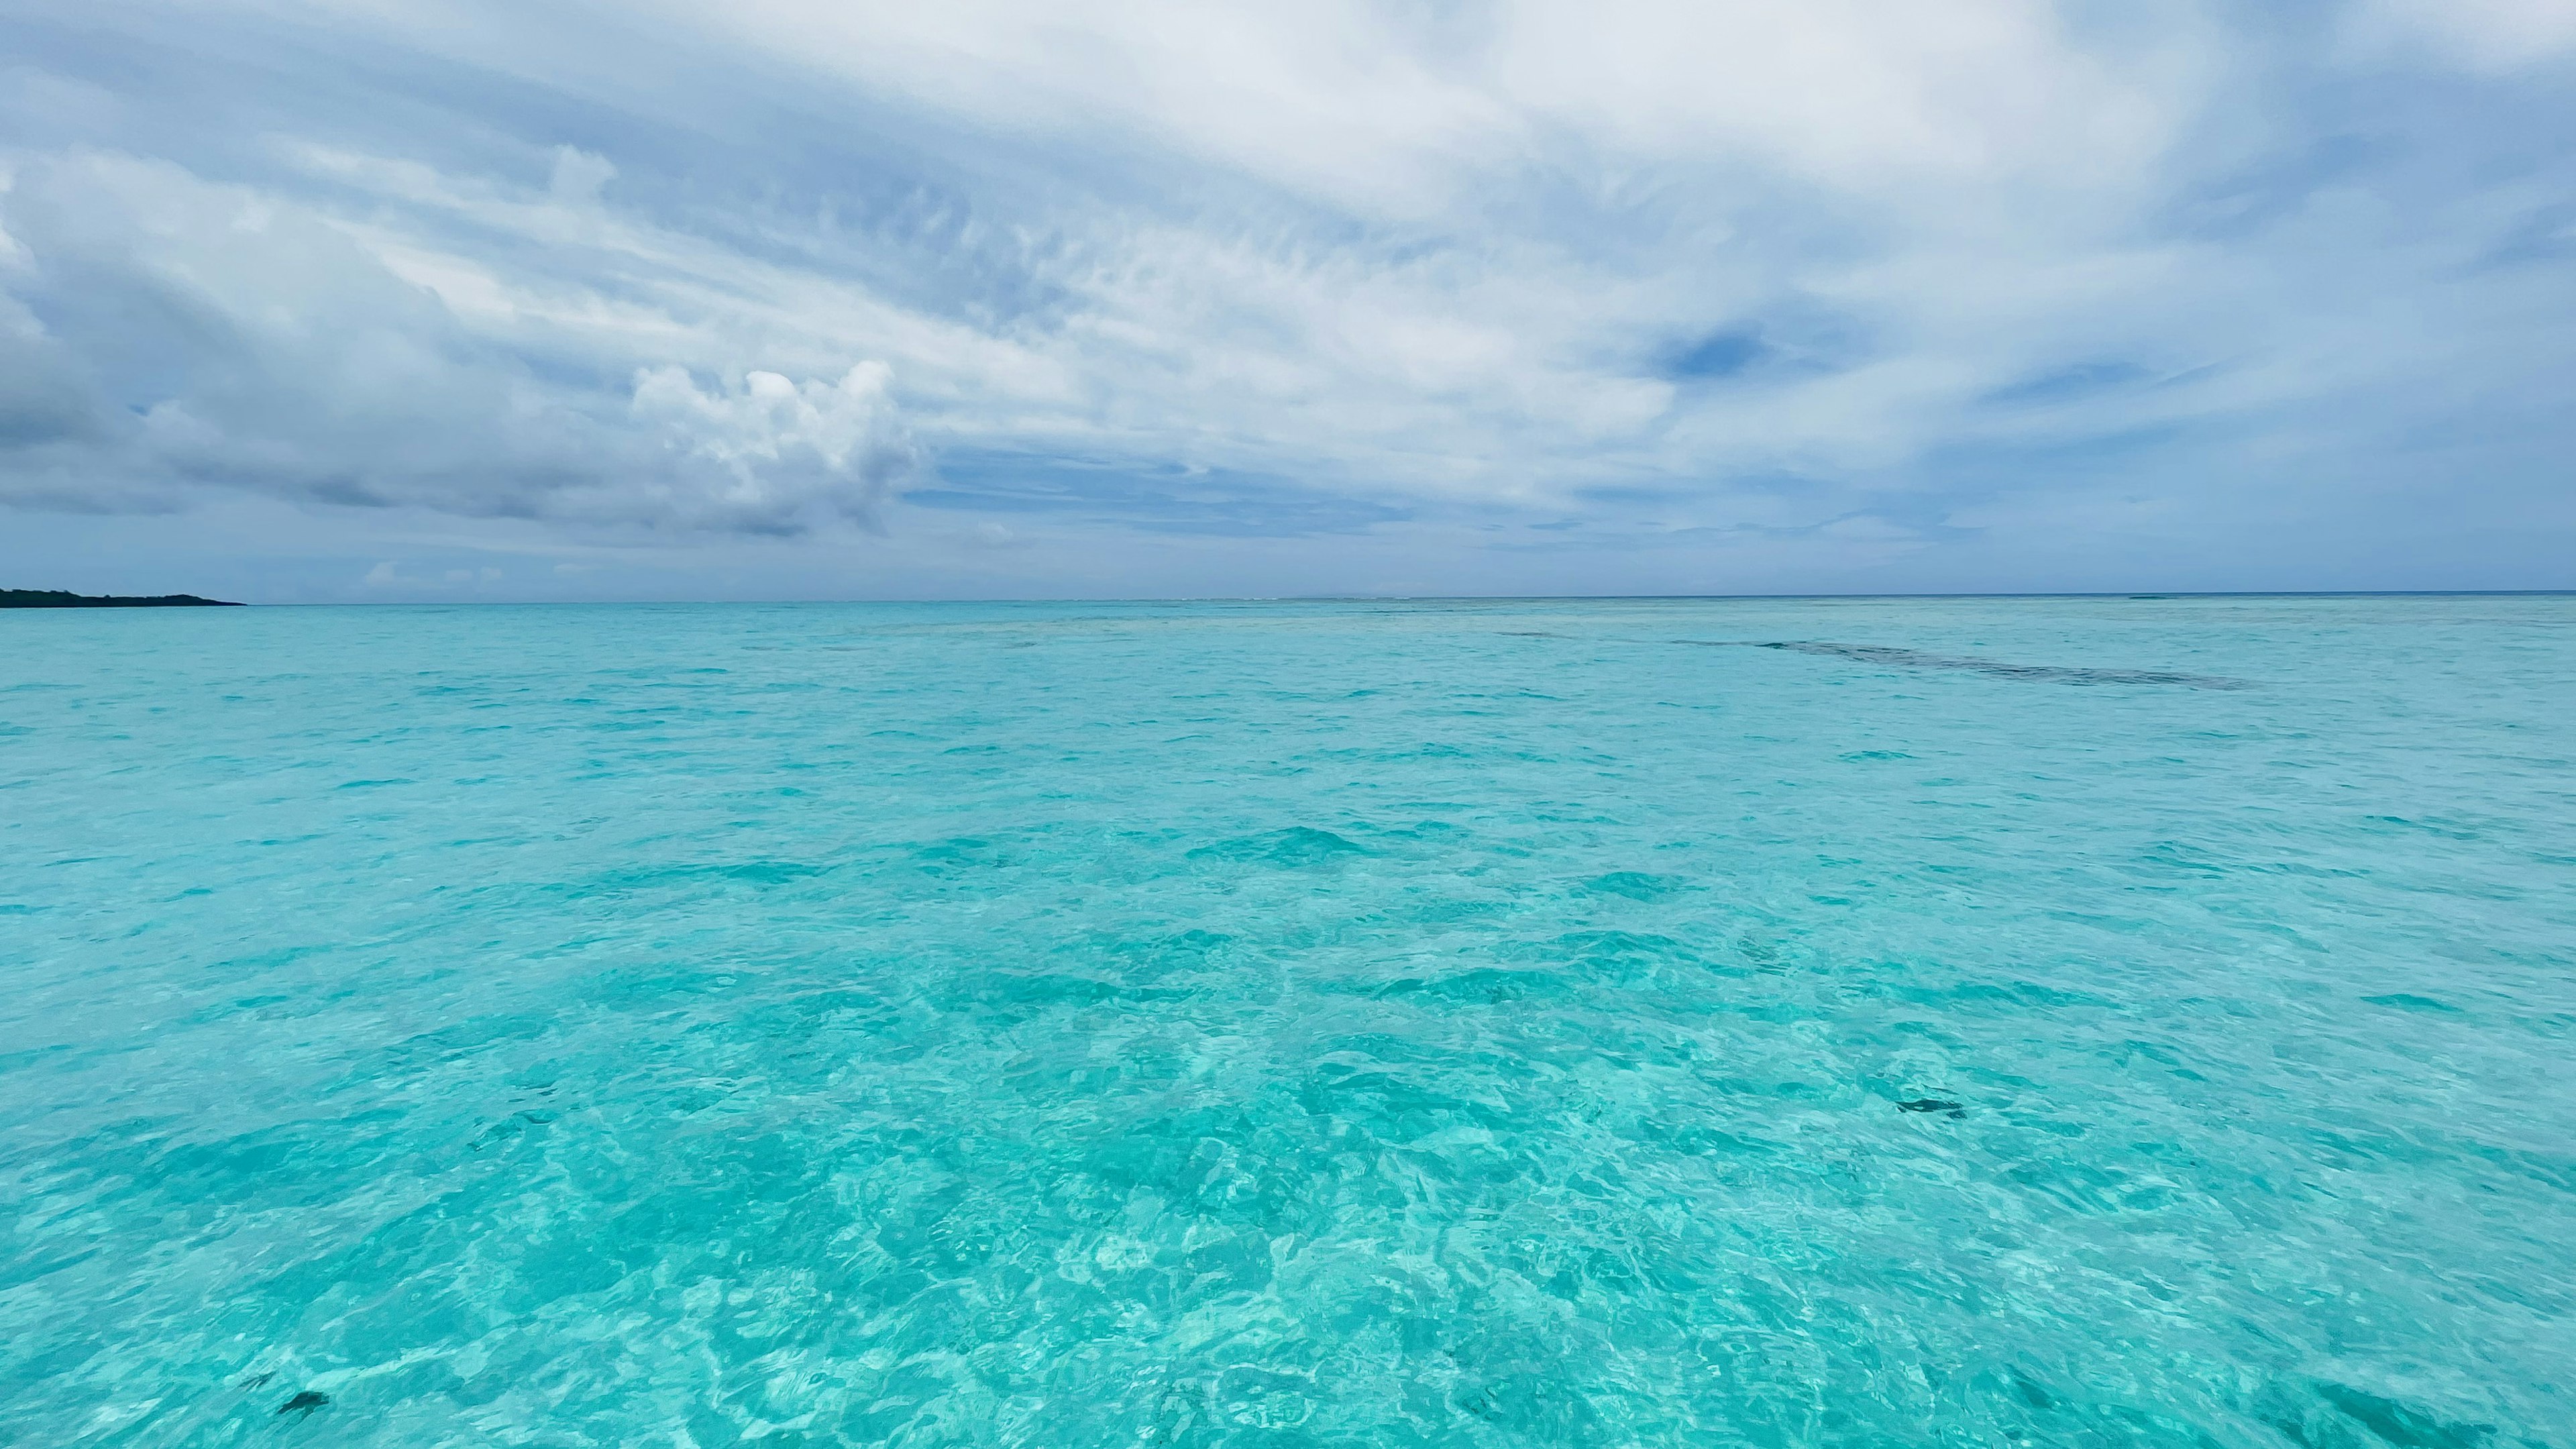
0;0;2571;592
610;0;2195;221
2356;0;2576;69
547;145;616;204
0;3;2308;523
626;363;910;531
0;151;914;534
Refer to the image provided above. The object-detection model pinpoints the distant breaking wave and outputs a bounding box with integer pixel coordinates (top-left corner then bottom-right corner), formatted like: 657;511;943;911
1687;639;2257;690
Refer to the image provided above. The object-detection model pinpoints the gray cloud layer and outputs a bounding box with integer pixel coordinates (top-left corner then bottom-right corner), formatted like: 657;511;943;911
1;150;914;532
2;1;2573;597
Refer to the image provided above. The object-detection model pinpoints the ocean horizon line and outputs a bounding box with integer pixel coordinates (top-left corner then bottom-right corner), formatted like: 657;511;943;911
21;587;2575;609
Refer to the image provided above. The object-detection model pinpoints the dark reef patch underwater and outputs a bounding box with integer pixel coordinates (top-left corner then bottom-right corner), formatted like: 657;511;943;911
2;594;2571;1446
1685;637;2259;689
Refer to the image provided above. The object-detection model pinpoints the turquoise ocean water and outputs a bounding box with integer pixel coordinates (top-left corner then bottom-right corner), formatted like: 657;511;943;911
3;595;2572;1447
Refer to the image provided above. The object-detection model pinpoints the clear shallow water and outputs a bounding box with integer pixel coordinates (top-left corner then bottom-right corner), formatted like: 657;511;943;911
3;595;2573;1448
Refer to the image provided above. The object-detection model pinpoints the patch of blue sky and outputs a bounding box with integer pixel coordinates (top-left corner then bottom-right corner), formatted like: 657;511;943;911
1660;328;1769;381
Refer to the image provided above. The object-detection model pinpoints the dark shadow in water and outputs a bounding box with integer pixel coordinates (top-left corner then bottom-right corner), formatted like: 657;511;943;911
1189;826;1374;869
2267;1383;2495;1449
1686;640;2255;690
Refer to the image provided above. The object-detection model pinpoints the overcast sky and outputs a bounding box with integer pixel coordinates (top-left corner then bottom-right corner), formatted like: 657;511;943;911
3;1;2572;601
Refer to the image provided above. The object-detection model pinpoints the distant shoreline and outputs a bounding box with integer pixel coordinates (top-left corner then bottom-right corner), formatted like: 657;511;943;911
1;589;244;609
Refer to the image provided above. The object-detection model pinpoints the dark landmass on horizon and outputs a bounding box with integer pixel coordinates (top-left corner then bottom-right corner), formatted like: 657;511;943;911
3;589;244;608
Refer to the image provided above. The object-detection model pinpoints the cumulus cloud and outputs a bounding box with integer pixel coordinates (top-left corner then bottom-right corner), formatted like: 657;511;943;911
0;150;912;533
625;364;910;532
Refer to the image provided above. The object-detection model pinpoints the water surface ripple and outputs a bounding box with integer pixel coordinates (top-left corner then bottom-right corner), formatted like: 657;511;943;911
3;596;2571;1447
